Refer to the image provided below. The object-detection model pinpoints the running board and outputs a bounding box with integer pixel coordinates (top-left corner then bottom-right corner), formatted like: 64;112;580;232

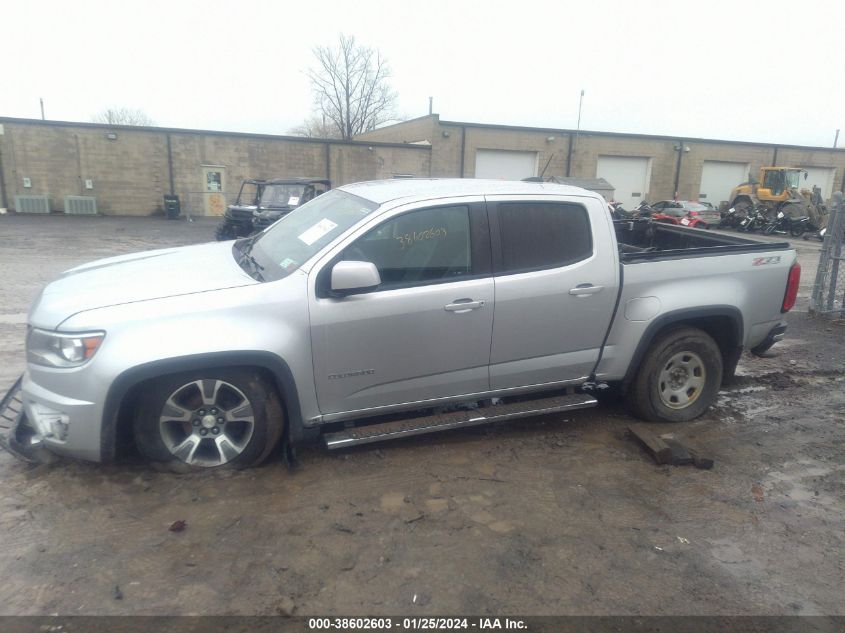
323;392;597;450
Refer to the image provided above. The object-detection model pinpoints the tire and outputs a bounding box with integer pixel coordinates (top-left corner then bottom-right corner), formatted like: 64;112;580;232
790;224;805;238
733;200;752;216
215;221;238;242
626;326;723;423
133;368;284;471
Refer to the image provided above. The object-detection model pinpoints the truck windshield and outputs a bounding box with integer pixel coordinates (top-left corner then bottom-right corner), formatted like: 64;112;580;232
240;189;379;282
260;184;307;208
785;171;801;189
236;182;263;207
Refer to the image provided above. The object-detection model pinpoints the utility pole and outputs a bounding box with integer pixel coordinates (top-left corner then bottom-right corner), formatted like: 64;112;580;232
429;97;433;115
835;129;840;149
576;89;585;139
568;89;585;178
39;98;45;120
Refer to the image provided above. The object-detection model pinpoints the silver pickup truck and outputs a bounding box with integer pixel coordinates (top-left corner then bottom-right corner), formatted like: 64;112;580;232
0;179;800;470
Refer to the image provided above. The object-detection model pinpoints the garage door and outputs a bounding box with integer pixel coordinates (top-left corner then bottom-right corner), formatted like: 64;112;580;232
798;167;835;200
596;156;650;208
475;149;537;180
700;161;749;207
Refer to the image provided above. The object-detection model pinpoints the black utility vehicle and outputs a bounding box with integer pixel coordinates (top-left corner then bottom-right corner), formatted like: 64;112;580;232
214;179;266;241
214;178;331;241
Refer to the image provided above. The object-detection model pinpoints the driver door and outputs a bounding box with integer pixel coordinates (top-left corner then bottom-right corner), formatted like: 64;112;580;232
309;201;494;416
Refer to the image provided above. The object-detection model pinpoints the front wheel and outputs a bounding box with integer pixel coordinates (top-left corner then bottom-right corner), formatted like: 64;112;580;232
626;326;723;423
214;220;238;241
133;368;284;471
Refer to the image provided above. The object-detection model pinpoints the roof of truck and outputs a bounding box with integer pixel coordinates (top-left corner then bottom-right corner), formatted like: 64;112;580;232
339;178;596;204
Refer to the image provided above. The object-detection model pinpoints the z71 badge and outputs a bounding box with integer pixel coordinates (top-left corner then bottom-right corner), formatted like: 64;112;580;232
752;256;781;266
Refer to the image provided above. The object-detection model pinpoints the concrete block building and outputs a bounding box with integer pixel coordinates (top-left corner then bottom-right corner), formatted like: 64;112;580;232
2;113;843;216
357;115;845;208
0;118;431;216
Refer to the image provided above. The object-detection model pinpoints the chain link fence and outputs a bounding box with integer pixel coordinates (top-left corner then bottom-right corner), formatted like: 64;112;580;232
810;192;845;318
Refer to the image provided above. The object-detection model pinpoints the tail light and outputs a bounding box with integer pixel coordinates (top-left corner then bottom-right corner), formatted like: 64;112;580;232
782;262;801;312
689;211;699;216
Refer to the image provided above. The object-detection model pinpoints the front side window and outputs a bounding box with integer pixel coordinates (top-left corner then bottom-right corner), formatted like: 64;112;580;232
496;202;592;273
763;170;785;194
341;205;472;289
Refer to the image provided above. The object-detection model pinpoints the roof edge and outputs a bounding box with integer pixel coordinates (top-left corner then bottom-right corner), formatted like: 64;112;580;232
437;118;845;153
0;116;432;151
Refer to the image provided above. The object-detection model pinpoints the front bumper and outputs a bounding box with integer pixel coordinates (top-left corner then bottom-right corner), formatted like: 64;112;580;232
0;376;53;463
0;371;103;463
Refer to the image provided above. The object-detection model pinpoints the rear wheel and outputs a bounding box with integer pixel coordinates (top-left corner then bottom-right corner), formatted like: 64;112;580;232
133;368;284;471
626;327;723;423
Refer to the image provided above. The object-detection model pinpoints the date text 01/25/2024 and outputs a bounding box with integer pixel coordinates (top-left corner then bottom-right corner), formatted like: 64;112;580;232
307;617;528;630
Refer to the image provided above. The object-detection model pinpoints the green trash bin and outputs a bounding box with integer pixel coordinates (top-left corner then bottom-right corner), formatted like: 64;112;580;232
164;195;181;219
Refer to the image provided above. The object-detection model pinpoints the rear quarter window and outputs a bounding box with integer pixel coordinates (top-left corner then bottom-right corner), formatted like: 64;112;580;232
496;201;592;273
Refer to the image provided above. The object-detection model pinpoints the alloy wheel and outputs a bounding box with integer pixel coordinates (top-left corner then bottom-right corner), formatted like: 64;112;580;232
158;379;255;467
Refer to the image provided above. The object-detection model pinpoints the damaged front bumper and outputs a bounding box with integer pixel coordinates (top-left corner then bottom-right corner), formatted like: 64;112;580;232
0;376;54;464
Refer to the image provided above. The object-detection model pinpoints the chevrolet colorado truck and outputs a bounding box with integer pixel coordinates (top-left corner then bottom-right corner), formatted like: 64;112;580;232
0;179;800;470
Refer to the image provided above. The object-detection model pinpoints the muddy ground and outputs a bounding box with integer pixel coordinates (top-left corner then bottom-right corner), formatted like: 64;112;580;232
0;214;843;616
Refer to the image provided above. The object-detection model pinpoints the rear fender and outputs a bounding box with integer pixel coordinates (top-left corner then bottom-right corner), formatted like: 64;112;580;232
622;306;744;389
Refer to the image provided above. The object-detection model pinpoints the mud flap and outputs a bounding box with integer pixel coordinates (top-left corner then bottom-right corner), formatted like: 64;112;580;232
0;376;53;464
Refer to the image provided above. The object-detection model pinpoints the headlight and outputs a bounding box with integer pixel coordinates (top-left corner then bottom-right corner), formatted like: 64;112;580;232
26;329;105;368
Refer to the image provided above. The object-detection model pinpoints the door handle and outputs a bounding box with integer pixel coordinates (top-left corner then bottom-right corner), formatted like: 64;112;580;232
444;299;485;313
569;284;604;297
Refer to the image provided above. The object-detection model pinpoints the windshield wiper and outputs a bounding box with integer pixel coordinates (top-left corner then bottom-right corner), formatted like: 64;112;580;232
234;235;265;281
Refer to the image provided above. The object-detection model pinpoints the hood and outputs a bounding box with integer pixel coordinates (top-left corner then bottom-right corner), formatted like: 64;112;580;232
30;241;257;329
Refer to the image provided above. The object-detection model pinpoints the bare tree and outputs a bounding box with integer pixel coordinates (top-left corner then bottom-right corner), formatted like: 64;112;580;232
288;115;340;139
304;34;397;140
92;107;155;126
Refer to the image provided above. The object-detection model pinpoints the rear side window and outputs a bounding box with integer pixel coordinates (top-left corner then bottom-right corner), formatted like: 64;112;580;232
496;202;592;272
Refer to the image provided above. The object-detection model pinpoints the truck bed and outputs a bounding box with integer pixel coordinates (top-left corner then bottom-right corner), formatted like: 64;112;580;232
615;219;791;263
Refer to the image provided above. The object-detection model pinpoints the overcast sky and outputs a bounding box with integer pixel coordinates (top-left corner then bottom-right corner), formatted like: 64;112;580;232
4;0;843;147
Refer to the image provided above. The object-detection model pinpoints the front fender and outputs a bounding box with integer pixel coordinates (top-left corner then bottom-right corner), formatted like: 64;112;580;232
100;350;312;460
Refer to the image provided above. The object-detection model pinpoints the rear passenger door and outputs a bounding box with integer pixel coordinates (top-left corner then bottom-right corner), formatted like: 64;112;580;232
486;196;619;390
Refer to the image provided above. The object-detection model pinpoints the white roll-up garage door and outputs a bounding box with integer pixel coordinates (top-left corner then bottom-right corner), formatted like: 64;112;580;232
798;167;835;200
596;156;651;208
700;161;749;207
475;149;538;181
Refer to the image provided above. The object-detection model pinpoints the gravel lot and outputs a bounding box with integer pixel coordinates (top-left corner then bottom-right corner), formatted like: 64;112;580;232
0;213;843;616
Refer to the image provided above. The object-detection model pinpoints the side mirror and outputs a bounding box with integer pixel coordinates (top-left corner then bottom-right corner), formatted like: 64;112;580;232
330;260;381;295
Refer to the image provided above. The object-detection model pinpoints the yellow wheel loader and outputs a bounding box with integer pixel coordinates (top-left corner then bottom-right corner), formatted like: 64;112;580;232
728;167;826;227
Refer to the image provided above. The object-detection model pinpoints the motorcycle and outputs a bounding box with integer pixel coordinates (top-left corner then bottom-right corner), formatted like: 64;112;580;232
737;207;766;232
763;211;809;237
631;200;654;218
804;226;827;242
608;201;632;220
720;207;742;229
